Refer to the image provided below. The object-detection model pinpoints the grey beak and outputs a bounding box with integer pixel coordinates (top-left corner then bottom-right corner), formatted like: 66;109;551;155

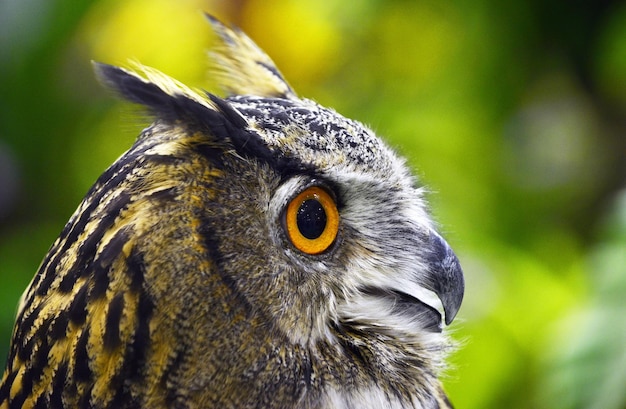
425;230;465;325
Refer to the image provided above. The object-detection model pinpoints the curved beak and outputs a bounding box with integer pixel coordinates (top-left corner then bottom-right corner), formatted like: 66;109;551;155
347;227;465;334
424;229;465;325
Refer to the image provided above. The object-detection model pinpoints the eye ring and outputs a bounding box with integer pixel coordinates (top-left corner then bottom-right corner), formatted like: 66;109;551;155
285;186;339;255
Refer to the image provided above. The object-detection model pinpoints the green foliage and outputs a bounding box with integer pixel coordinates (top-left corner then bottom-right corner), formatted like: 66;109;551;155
1;0;624;407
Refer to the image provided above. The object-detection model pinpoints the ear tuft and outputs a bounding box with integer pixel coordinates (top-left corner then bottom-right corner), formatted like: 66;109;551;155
93;61;249;137
93;62;178;112
205;14;297;99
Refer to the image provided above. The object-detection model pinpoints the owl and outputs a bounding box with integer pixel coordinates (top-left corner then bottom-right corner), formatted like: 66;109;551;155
0;14;464;409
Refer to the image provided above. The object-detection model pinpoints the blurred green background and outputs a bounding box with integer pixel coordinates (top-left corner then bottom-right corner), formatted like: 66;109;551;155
1;0;625;407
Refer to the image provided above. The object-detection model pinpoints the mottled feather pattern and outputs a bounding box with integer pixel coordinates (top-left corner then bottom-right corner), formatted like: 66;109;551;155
2;128;222;407
1;15;463;409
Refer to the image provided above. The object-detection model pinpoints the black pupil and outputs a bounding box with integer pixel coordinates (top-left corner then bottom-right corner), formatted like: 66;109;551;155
297;199;327;239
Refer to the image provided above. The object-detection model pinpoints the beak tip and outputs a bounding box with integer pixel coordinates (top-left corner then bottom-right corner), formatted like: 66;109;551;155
427;230;465;326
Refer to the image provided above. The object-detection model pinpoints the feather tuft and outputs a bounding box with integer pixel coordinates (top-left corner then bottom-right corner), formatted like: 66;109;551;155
205;13;296;99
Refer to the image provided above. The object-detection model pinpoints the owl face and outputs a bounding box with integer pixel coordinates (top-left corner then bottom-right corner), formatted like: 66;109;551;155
195;94;465;349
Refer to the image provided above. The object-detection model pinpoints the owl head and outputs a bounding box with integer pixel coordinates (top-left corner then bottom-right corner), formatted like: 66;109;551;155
3;14;464;409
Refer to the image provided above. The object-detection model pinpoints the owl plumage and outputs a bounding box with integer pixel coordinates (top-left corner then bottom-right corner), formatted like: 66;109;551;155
0;15;464;409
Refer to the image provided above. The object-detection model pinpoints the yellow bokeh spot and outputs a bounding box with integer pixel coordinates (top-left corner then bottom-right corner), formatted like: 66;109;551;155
372;2;461;92
240;0;342;87
78;0;215;86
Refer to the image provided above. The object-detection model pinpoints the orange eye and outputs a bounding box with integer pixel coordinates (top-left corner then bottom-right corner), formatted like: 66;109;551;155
285;186;339;255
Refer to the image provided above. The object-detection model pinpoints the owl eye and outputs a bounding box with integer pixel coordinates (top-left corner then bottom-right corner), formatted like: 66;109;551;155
285;186;339;255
